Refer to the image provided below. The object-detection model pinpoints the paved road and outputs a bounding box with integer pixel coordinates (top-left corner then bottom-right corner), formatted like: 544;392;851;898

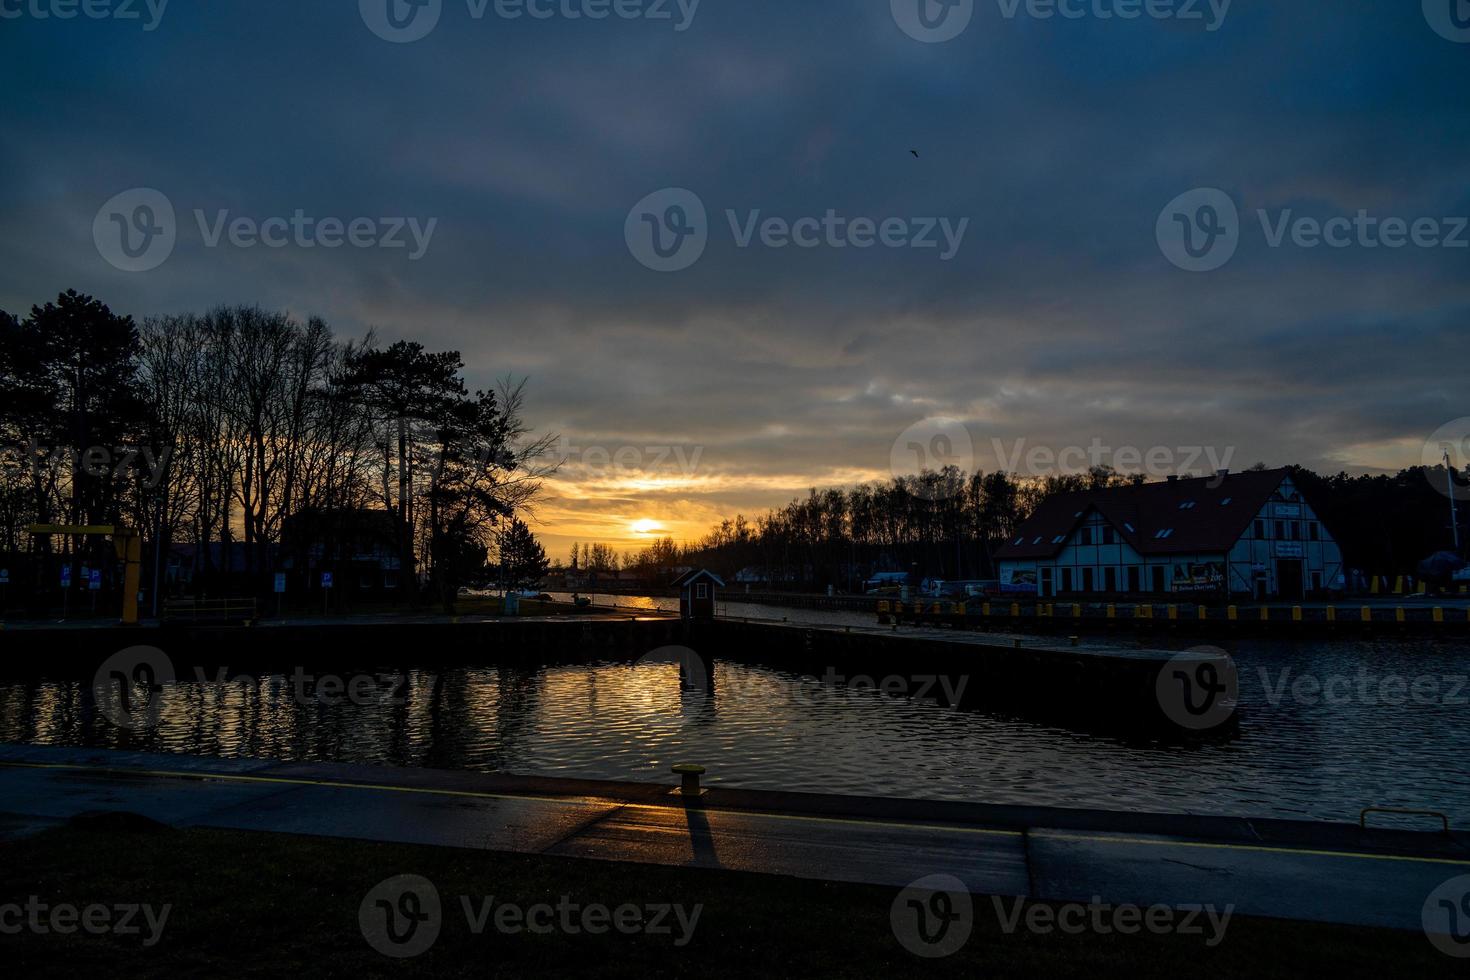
1;744;1465;934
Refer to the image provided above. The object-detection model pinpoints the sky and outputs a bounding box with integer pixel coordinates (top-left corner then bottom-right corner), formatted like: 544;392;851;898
1;1;1467;561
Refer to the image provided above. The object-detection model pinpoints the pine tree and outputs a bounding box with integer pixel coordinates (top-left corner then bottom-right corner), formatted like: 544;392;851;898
498;518;549;590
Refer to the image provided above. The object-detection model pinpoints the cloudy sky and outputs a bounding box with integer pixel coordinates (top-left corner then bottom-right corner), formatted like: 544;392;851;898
2;1;1466;559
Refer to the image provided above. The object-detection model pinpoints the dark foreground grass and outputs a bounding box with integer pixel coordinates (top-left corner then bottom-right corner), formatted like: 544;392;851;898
0;822;1455;978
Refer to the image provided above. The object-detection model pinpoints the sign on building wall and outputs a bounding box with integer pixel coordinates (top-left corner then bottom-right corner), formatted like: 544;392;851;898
1172;561;1224;592
1000;568;1038;594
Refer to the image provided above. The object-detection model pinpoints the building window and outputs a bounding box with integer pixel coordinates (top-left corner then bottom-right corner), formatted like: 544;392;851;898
1153;528;1174;539
1102;527;1116;545
1152;566;1166;592
1078;527;1092;546
1052;535;1066;544
1127;566;1140;592
1178;501;1196;510
1309;522;1319;541
1255;519;1267;539
696;582;708;599
1061;568;1073;592
1104;568;1117;592
1082;568;1094;592
1221;497;1232;506
1275;520;1287;540
1124;522;1136;533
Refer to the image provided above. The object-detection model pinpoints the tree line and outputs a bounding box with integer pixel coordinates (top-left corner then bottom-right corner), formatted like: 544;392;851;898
0;289;553;612
577;463;1466;591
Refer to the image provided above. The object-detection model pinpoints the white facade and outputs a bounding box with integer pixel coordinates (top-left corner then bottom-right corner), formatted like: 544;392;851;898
999;475;1343;599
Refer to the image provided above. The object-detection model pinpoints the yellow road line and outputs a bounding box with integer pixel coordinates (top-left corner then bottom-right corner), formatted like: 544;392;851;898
5;760;1467;866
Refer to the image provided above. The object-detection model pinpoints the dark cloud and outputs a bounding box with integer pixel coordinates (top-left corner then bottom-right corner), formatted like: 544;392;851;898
1;0;1466;554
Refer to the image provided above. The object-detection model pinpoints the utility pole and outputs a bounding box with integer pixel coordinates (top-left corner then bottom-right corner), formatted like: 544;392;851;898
1448;450;1462;553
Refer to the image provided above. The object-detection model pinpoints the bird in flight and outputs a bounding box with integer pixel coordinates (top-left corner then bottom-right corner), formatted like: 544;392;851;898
910;149;920;158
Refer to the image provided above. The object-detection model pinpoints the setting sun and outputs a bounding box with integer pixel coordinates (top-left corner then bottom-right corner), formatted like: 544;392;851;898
629;518;662;535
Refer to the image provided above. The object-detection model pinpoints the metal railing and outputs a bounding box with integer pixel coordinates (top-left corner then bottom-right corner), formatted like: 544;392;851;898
162;597;258;625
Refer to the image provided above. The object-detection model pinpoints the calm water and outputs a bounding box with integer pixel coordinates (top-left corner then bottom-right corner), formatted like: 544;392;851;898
1;632;1466;826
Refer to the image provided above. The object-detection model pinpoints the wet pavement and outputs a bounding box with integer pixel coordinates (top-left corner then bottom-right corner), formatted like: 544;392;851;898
1;743;1464;933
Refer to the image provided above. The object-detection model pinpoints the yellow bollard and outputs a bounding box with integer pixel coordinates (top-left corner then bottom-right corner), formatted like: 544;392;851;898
1227;605;1237;621
1396;607;1405;623
878;600;890;613
1394;576;1404;595
1074;603;1082;617
1326;605;1336;622
1106;604;1116;619
982;602;990;617
1433;607;1443;624
1260;606;1270;622
1361;606;1372;623
1168;604;1178;620
1292;606;1302;622
1370;577;1380;595
1010;603;1020;617
956;602;966;616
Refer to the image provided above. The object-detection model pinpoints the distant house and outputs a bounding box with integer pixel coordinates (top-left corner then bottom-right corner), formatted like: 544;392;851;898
166;542;275;590
672;568;723;621
280;508;403;593
994;469;1342;600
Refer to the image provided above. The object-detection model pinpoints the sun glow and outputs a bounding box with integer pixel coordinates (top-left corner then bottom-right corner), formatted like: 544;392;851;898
629;518;663;535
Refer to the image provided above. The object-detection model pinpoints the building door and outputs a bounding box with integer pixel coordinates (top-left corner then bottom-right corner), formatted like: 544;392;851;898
1127;567;1140;593
1151;565;1165;593
1104;567;1117;593
1061;568;1073;593
1276;559;1304;600
1082;567;1094;592
1040;567;1053;598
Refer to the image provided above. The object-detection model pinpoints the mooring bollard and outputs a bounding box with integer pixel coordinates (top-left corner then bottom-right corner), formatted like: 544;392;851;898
671;763;706;797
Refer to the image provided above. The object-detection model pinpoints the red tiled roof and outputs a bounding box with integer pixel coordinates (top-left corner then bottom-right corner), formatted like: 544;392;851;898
994;469;1292;560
